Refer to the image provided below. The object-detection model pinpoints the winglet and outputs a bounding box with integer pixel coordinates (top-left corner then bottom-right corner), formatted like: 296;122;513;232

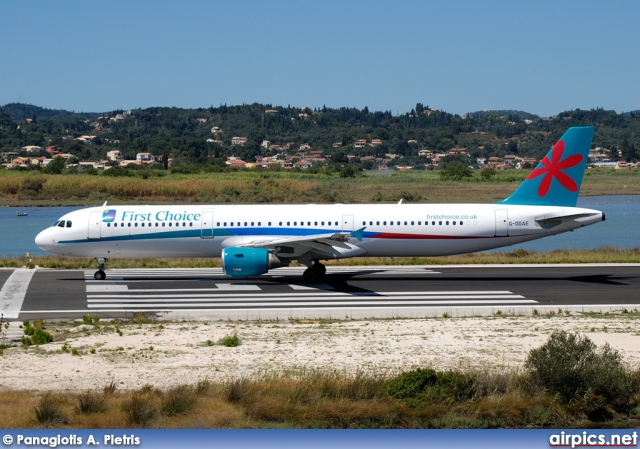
350;227;366;241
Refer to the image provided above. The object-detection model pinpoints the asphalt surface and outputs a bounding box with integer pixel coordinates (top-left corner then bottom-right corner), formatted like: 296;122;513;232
4;265;639;321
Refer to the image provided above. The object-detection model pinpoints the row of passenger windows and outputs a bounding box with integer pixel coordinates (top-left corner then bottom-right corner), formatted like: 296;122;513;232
106;221;342;228
107;222;193;228
362;220;465;226
105;220;464;228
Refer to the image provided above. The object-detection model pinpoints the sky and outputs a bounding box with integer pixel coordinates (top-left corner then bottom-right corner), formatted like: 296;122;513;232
1;0;639;117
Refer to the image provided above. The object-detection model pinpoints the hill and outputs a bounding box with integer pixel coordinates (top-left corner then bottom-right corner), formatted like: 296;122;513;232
1;103;639;171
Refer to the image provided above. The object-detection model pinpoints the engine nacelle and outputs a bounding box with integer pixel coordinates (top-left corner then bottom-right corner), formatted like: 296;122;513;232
221;247;289;277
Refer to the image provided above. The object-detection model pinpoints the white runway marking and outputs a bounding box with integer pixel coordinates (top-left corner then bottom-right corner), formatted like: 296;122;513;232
0;268;36;318
81;267;535;314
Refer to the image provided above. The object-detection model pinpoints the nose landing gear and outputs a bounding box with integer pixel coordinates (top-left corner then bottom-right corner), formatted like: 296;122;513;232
94;258;107;280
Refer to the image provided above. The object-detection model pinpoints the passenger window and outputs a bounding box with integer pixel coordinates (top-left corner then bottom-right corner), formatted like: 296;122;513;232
439;221;442;225
121;223;124;227
244;222;247;226
460;221;464;225
107;223;110;227
162;223;166;227
190;222;193;227
135;223;138;227
418;221;421;225
128;223;131;227
453;221;456;225
294;222;297;226
287;222;290;226
446;221;449;225
411;221;414;225
155;223;158;227
432;221;435;226
169;223;172;227
383;221;387;225
376;221;380;225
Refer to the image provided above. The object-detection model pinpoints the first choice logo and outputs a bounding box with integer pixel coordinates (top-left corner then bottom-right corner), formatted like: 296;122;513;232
120;210;202;222
102;209;116;223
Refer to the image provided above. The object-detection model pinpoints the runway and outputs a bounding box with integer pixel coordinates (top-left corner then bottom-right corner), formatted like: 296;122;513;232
3;264;640;321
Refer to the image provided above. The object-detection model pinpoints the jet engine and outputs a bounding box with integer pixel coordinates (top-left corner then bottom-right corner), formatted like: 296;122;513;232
221;247;289;277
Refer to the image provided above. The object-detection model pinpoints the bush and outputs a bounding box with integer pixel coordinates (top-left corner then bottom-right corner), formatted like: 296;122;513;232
161;385;197;416
219;334;240;347
525;331;632;417
75;393;107;414
379;368;477;404
121;393;157;426
31;329;53;345
33;393;68;425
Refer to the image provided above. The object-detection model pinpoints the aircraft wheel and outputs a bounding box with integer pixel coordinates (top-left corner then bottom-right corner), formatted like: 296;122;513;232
302;268;318;283
312;263;326;276
94;271;106;281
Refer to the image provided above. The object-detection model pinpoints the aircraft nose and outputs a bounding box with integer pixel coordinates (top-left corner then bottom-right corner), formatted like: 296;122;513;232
35;228;55;251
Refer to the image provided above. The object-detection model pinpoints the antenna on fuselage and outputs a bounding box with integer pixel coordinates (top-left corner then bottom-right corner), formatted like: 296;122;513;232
102;201;108;207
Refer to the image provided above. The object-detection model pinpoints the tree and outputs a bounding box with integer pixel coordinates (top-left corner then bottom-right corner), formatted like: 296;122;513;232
45;156;66;174
439;162;473;181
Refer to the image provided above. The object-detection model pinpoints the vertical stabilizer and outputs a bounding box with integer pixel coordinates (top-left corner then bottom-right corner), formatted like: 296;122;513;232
498;126;595;207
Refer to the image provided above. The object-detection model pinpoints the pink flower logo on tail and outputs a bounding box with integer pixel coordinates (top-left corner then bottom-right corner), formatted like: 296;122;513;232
526;140;583;197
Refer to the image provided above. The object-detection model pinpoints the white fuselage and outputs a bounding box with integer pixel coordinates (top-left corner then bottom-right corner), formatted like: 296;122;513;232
35;203;603;260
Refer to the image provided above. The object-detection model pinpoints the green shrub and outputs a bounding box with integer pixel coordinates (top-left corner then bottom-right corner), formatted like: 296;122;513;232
219;334;240;347
31;329;53;345
525;331;632;417
379;368;477;404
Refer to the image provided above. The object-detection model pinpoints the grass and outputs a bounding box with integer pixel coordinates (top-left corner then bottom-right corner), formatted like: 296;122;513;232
1;367;638;428
1;168;639;206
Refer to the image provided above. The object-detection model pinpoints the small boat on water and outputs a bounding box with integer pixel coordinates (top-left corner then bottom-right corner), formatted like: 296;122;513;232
16;211;27;216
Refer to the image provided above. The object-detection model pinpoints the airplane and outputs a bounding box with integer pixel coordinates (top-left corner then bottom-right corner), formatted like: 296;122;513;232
35;126;604;282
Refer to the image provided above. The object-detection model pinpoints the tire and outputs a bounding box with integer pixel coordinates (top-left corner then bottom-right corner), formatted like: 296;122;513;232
302;268;318;283
94;271;106;281
312;263;326;276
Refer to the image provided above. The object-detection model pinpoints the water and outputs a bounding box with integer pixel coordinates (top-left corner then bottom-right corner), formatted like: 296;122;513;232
0;196;638;258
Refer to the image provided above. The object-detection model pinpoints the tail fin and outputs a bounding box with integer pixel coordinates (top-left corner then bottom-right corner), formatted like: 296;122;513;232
498;126;595;207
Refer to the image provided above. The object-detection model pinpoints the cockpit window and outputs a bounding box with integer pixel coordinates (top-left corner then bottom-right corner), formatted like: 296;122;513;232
66;221;72;228
57;220;66;228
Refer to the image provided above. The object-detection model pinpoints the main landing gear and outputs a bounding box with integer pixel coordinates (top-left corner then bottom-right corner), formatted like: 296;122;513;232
302;261;326;283
94;258;107;280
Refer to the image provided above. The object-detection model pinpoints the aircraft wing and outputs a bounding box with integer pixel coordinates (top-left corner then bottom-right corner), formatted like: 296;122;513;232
239;228;367;258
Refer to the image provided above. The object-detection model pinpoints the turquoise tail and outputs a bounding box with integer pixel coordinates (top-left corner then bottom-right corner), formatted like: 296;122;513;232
498;126;595;207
